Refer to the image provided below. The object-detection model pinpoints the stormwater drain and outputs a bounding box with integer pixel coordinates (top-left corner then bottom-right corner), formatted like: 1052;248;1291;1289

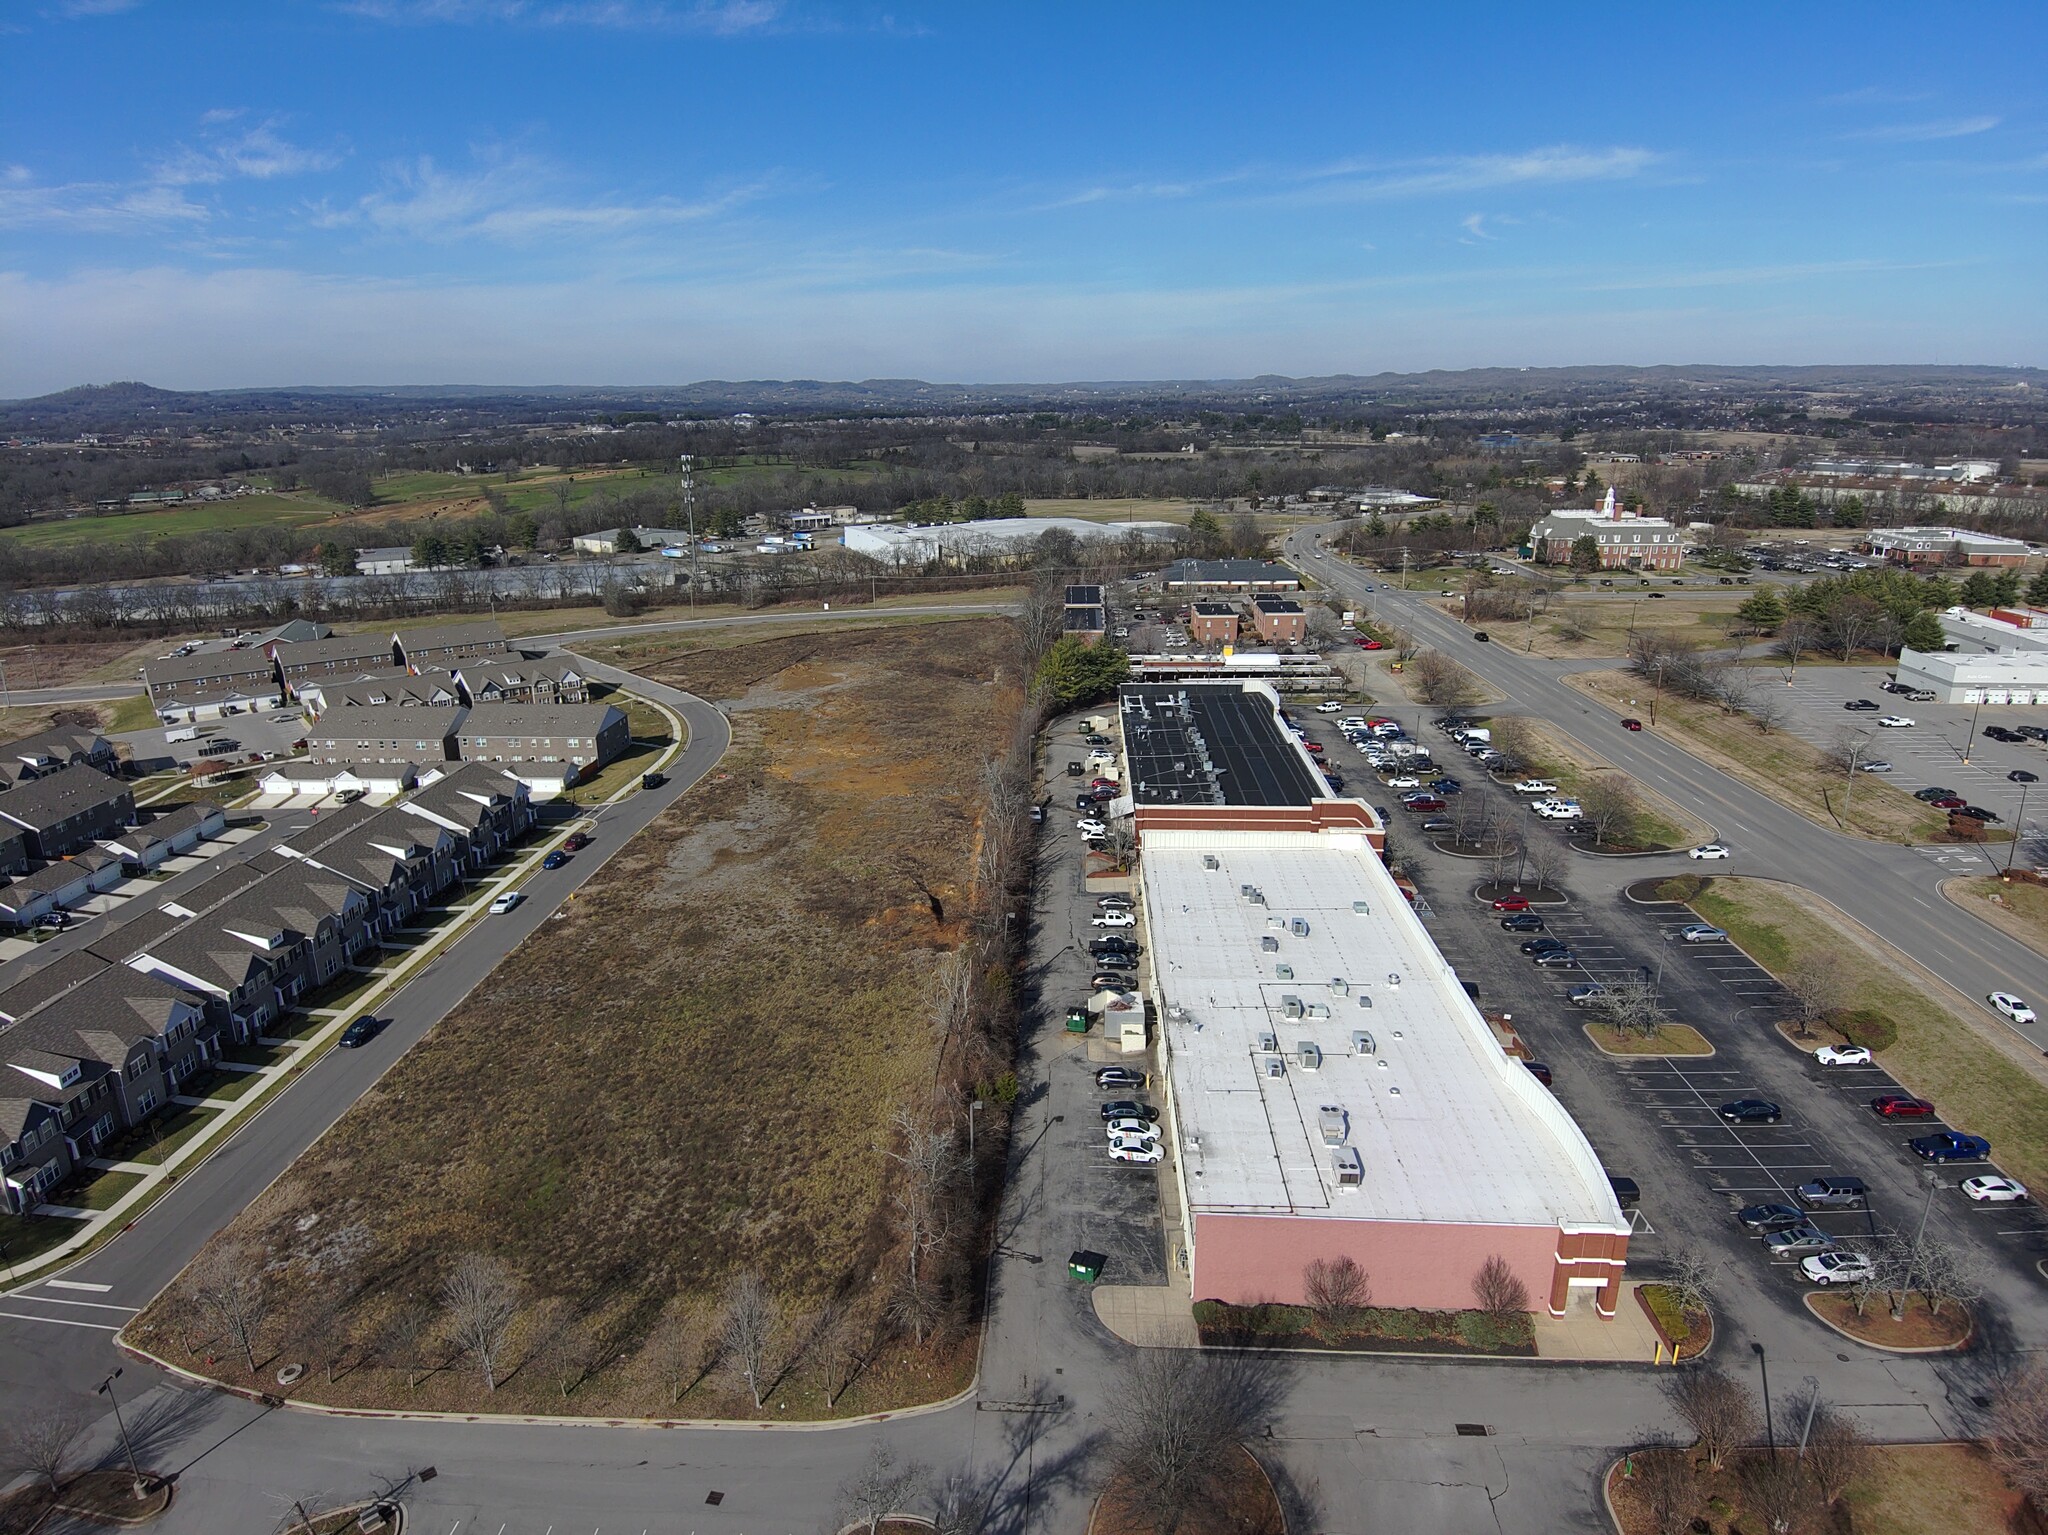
1455;1423;1492;1437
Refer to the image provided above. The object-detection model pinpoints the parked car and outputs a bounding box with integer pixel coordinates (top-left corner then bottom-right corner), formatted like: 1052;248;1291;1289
1985;726;2025;743
1095;1066;1147;1091
488;890;524;914
1844;699;1878;711
1100;1100;1158;1122
1871;1094;1937;1119
2020;726;2048;743
1914;786;1959;802
1501;913;1545;932
2012;771;2040;784
1764;1223;1836;1257
1097;894;1134;910
1566;984;1607;1007
1090;972;1132;990
1315;700;1344;713
541;850;569;870
1912;1130;1992;1162
1737;1202;1807;1233
1431;777;1463;794
338;1015;382;1048
1795;1176;1867;1209
1531;949;1580;968
1532;800;1582;820
1990;991;2037;1025
1877;715;1915;728
1108;1137;1164;1164
1105;1117;1158;1141
1802;1250;1876;1287
1089;937;1140;957
1677;924;1728;943
1402;797;1446;813
562;832;592;851
1523;1061;1553;1086
1387;776;1422;790
640;771;665;789
1492;896;1531;912
1930;796;1967;810
1076;817;1108;837
1957;806;2002;823
1513;779;1559;795
1092;911;1138;930
1420;817;1455;832
1858;760;1893;773
1521;936;1568;955
1719;1098;1782;1124
1083;733;1112;747
1688;843;1730;861
1814;1044;1873;1066
1962;1176;2030;1203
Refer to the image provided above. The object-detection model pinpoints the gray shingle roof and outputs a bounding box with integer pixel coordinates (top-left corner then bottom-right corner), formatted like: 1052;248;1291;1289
275;635;396;672
0;765;131;835
306;704;465;743
456;702;623;738
143;651;279;688
395;620;507;656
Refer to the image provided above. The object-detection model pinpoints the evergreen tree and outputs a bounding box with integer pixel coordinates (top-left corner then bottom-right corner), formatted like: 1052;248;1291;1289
1901;610;1946;652
2026;568;2048;607
1735;589;1786;630
1960;571;1998;607
1033;637;1130;708
1568;535;1602;574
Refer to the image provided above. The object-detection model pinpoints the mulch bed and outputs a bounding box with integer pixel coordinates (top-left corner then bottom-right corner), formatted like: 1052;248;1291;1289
0;1470;172;1534
1807;1291;1974;1351
1091;1443;1283;1535
1194;1300;1535;1357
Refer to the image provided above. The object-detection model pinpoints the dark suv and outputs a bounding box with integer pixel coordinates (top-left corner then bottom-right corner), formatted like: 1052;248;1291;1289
1795;1176;1868;1209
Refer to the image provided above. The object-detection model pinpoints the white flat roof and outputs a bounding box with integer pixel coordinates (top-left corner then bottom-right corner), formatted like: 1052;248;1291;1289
1142;830;1626;1234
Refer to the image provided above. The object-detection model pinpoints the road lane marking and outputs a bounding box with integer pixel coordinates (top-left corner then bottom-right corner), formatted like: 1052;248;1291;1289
18;1296;138;1312
42;1279;112;1292
0;1310;122;1331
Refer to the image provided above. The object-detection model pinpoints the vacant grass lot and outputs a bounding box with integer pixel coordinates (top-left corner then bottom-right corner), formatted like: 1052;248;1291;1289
1608;1442;2021;1535
1944;875;2048;958
1497;716;1708;849
1569;668;1948;843
1687;877;2048;1189
0;496;335;549
131;619;1018;1419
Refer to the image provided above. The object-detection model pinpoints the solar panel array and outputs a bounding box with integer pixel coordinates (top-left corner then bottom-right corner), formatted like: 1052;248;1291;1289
1119;684;1324;807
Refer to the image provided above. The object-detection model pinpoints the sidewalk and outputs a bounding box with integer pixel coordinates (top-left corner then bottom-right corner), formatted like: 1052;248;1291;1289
1;687;690;1293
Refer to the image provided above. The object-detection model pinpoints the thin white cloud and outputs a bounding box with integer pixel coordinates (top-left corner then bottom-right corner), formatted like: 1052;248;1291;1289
319;151;764;241
1845;116;2000;143
1291;145;1660;202
336;0;784;32
0;176;208;231
1458;212;1494;243
153;121;343;185
52;0;147;15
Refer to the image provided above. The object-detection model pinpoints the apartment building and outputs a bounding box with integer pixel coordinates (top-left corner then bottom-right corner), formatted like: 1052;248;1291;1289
0;764;136;859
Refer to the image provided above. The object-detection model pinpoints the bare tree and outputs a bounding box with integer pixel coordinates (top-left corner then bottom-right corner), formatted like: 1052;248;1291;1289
191;1243;268;1376
1104;1346;1285;1535
1782;951;1847;1040
1662;1247;1717;1316
838;1442;929;1535
0;1407;89;1495
1987;1365;2048;1503
1776;615;1819;670
1387;626;1422;664
654;1297;704;1408
1849;1243;1903;1320
1910;1234;1982;1319
1302;1255;1371;1335
884;1108;963;1343
1740;1452;1822;1535
378;1301;436;1392
1748;685;1786;736
441;1253;520;1393
813;1300;870;1410
1663;1365;1759;1472
540;1307;596;1400
1410;650;1477;707
1629;1441;1700;1535
1579;776;1641;850
1471;1255;1531;1319
720;1269;776;1409
1801;1402;1873;1510
928;1469;989;1535
1522;836;1566;896
1106;815;1139;875
1484;818;1523;888
1595;978;1667;1040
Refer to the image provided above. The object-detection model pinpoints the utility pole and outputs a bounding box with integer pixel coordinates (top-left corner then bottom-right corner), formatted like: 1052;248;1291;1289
97;1367;146;1499
679;454;698;615
2006;779;2033;878
1892;1168;1941;1322
1962;693;1983;764
1751;1342;1776;1462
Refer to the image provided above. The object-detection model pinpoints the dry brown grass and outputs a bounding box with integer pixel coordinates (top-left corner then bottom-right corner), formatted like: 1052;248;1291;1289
128;619;1021;1420
1568;668;1947;843
1944;875;2048;959
1806;1291;1974;1351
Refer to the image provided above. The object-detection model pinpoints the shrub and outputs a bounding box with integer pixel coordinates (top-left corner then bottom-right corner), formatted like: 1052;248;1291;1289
1654;874;1709;902
1638;1282;1694;1345
1830;1007;1897;1052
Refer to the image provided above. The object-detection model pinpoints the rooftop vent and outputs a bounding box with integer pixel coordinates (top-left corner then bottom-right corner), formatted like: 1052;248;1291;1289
1330;978;1348;994
1275;963;1294;980
1261;935;1280;953
1387;972;1402;988
1352;900;1370;914
1357;994;1373;1009
1202;854;1219;870
1289;917;1310;937
1298;1042;1323;1071
1333;1147;1363;1187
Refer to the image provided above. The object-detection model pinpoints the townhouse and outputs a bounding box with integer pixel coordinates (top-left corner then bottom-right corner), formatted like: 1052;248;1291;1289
0;727;117;787
395;620;509;672
141;651;284;723
451;703;630;792
0;764;136;858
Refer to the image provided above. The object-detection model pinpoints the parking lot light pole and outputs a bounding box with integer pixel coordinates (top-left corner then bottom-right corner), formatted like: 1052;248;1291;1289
1892;1168;1942;1322
97;1367;146;1500
1797;1376;1822;1460
2005;780;2033;879
1751;1342;1775;1461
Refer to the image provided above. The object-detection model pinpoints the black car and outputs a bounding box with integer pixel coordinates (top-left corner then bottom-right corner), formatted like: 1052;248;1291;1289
1957;805;2002;823
1985;726;2025;743
1095;1066;1146;1091
2014;771;2041;784
1100;1099;1158;1121
1719;1098;1782;1123
1474;631;1491;642
1523;1060;1553;1085
1737;1202;1807;1233
1501;913;1546;932
1914;786;1958;802
338;1015;381;1049
1083;733;1112;748
1433;777;1463;794
1607;1175;1640;1210
1843;699;1878;711
2020;726;2048;742
1090;938;1140;957
1520;936;1567;954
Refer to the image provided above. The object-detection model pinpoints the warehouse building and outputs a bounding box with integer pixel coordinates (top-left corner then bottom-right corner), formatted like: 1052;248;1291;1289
843;516;1179;566
1120;681;1629;1317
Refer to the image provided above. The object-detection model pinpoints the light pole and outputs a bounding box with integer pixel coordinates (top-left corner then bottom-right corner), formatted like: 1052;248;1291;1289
1892;1167;1942;1322
2006;779;2034;879
1796;1376;1822;1460
97;1367;147;1500
968;1098;983;1164
1962;694;1983;764
1751;1341;1776;1461
679;454;698;615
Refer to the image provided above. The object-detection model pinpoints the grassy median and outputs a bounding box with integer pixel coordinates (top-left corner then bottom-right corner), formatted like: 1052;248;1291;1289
1686;877;2048;1188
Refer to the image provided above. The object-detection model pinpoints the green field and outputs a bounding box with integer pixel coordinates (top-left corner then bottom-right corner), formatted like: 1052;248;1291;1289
0;495;335;549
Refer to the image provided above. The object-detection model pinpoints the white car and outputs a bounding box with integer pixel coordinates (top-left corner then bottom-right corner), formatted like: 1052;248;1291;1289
1688;843;1731;861
1076;818;1108;838
1533;801;1583;820
1384;775;1421;789
488;890;524;915
1086;749;1115;767
1513;780;1559;795
1091;911;1136;928
1677;923;1728;943
1814;1044;1873;1067
1316;700;1344;714
1105;1118;1158;1140
1801;1250;1876;1287
1990;991;2037;1025
1857;759;1893;773
1962;1175;2030;1204
1339;717;1370;731
1876;715;1915;728
1107;1136;1164;1164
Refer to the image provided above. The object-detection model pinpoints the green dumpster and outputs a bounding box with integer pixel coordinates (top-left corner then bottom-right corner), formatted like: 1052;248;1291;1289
1066;1006;1091;1034
1068;1250;1106;1284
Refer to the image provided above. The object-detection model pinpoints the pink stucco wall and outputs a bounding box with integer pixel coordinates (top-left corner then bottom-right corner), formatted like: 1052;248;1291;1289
1193;1212;1568;1314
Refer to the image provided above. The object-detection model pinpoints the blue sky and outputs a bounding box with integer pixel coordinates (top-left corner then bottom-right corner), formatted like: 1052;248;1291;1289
2;1;2044;393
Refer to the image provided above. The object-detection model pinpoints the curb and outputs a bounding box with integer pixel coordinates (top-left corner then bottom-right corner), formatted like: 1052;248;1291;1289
117;1334;983;1433
1801;1292;1976;1354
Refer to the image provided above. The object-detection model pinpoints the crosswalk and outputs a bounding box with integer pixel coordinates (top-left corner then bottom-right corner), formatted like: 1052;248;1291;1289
0;1277;139;1332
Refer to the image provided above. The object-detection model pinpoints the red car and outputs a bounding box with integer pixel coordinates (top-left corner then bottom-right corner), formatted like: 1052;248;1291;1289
1931;797;1967;810
1090;777;1118;789
1493;896;1531;911
1402;796;1446;812
1367;716;1398;728
1621;718;1644;731
1357;639;1383;650
562;831;592;851
1303;741;1324;754
1872;1095;1937;1119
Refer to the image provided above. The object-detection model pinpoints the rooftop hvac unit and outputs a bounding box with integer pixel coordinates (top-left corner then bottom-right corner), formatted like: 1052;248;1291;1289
1261;935;1280;953
1298;1042;1323;1071
1249;889;1267;907
1318;1105;1349;1146
1282;995;1303;1019
1202;854;1219;870
1352;1029;1375;1054
1240;884;1257;901
1353;900;1370;914
1289;917;1310;937
1274;963;1294;980
1387;972;1402;988
1333;1147;1363;1187
1356;994;1373;1009
1263;1054;1285;1078
1258;1030;1278;1052
1330;977;1349;994
1307;1003;1330;1020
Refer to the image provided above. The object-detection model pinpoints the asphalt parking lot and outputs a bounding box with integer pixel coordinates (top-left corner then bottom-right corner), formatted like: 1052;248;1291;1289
1024;712;1170;1289
1767;661;2048;826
